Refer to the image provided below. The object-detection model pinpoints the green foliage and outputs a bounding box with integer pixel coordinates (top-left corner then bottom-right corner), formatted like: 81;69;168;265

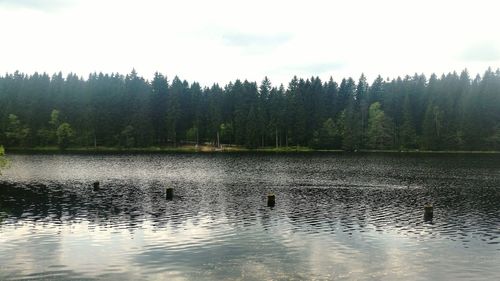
485;127;500;150
5;114;30;146
245;106;259;148
37;109;67;146
186;126;199;143
312;118;341;149
219;123;233;144
56;123;74;149
0;145;9;175
49;109;61;129
400;95;417;149
0;69;499;151
367;102;393;149
119;125;135;148
36;128;53;146
423;104;444;150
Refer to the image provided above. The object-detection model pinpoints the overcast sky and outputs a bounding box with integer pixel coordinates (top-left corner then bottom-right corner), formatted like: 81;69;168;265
1;0;499;86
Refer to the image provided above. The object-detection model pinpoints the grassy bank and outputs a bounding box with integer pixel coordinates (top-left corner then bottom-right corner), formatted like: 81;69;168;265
4;145;500;155
5;145;318;154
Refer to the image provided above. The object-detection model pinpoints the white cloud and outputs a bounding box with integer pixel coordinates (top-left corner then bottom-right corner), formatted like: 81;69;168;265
0;0;72;11
460;42;500;62
0;0;499;86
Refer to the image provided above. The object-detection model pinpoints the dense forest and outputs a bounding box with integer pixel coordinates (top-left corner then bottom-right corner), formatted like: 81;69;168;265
0;68;499;151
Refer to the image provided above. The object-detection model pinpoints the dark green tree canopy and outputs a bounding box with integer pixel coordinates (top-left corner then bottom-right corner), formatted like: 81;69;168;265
0;69;499;151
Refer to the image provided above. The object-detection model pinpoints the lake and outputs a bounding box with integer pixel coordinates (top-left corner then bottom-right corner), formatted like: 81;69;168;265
1;153;499;280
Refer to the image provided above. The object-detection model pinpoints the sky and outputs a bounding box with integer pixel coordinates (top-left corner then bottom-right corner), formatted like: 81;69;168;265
0;0;499;86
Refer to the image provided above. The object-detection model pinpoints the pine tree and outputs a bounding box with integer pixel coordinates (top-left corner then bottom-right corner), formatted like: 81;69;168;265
0;68;499;151
151;72;169;144
166;76;183;146
422;103;443;150
400;95;417;149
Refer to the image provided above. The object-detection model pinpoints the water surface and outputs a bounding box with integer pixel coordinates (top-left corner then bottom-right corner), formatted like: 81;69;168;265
1;153;499;280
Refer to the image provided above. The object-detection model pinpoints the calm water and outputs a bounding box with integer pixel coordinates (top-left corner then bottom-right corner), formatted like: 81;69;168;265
1;153;499;280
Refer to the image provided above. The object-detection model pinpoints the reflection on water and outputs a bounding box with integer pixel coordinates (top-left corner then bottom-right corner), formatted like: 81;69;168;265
1;153;500;280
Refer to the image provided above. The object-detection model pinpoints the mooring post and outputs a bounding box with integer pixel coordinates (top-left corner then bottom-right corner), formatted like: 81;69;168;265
424;203;433;221
166;187;174;200
267;193;276;207
93;181;100;191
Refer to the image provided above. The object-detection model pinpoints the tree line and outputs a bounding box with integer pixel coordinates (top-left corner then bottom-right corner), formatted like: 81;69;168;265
0;68;499;151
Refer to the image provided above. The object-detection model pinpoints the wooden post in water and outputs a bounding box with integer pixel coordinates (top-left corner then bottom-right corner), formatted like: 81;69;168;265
424;203;433;221
93;181;100;191
267;193;276;207
166;187;174;200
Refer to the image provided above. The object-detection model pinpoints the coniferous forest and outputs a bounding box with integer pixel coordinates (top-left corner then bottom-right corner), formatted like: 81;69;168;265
1;68;499;151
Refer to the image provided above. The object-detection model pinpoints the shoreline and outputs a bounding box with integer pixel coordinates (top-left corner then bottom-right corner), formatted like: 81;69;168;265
4;146;500;155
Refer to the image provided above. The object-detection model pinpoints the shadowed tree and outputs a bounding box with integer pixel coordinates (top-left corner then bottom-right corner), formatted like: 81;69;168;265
5;114;30;147
56;122;74;149
400;95;417;149
119;125;135;148
166;76;183;146
312;118;341;149
151;72;169;144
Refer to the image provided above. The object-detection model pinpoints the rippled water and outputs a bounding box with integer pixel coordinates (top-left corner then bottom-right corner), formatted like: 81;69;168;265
1;153;499;280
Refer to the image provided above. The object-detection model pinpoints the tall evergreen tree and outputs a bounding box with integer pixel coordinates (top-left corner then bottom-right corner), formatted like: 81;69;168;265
0;68;499;151
400;95;417;149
